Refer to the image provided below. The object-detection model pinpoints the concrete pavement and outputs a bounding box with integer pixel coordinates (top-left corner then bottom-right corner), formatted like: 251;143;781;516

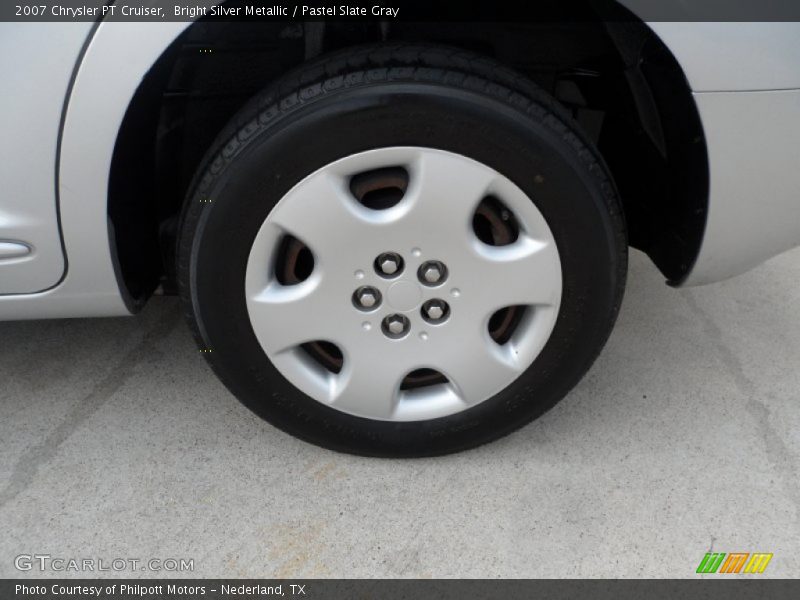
1;249;798;578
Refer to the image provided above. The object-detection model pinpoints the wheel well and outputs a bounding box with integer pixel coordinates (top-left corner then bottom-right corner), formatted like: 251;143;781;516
109;4;708;303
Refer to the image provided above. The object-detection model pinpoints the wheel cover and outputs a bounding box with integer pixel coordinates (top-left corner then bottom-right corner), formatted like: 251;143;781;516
245;147;562;421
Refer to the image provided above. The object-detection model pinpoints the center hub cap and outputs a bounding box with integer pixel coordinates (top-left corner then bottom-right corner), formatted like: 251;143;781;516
386;280;422;311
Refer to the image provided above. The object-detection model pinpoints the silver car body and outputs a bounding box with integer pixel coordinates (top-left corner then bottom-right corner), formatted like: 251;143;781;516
1;15;800;320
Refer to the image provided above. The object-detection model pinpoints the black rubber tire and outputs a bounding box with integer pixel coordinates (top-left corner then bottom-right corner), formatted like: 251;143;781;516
177;44;627;457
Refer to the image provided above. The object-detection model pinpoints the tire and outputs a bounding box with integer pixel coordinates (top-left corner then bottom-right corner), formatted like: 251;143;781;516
177;44;627;457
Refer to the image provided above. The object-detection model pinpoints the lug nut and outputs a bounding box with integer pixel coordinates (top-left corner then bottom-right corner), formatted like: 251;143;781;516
423;266;441;283
422;299;449;323
359;291;378;308
382;314;410;338
387;318;405;335
375;252;404;277
418;260;448;286
381;258;399;275
353;286;381;310
426;304;444;320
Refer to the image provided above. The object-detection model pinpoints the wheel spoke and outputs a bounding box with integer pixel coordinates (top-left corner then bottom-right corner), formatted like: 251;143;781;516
330;352;405;419
468;234;561;313
268;171;369;256
248;277;338;354
403;150;498;241
436;325;524;407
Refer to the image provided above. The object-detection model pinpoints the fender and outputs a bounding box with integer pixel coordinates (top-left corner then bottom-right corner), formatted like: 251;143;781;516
619;2;800;91
0;21;195;319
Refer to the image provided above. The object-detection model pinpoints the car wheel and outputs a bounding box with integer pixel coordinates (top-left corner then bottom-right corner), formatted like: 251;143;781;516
177;44;627;457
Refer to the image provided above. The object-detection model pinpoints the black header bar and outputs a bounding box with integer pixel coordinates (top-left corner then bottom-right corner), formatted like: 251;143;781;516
5;0;800;22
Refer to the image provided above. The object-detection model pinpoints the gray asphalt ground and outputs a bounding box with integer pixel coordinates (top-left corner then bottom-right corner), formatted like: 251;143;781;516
1;249;798;578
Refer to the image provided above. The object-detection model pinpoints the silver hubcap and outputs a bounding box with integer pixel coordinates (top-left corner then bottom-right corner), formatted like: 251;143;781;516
245;147;562;421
